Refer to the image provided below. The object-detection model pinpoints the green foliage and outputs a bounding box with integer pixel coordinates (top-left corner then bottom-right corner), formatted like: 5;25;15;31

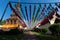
0;20;6;25
0;28;24;35
37;35;60;40
49;23;60;35
40;28;48;34
33;28;40;32
33;28;48;34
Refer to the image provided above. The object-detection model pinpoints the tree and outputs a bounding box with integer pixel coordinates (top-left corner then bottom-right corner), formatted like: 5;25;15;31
0;20;6;25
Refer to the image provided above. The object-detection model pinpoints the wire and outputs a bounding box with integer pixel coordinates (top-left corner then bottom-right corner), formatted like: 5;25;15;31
10;1;60;4
0;3;9;22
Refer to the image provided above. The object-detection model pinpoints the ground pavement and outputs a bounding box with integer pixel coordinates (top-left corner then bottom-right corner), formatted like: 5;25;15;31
21;31;39;40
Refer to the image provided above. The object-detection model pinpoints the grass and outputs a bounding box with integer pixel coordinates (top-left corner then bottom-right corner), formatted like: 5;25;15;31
32;32;60;40
0;33;24;40
30;31;41;35
0;30;60;40
25;31;60;40
0;29;25;40
24;31;60;40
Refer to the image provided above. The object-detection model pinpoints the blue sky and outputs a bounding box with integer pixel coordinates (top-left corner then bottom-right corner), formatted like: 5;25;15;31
0;0;60;20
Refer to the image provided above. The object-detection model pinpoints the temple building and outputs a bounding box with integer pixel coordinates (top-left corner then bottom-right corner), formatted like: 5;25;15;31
6;3;21;25
36;8;60;28
2;3;26;30
6;12;20;25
